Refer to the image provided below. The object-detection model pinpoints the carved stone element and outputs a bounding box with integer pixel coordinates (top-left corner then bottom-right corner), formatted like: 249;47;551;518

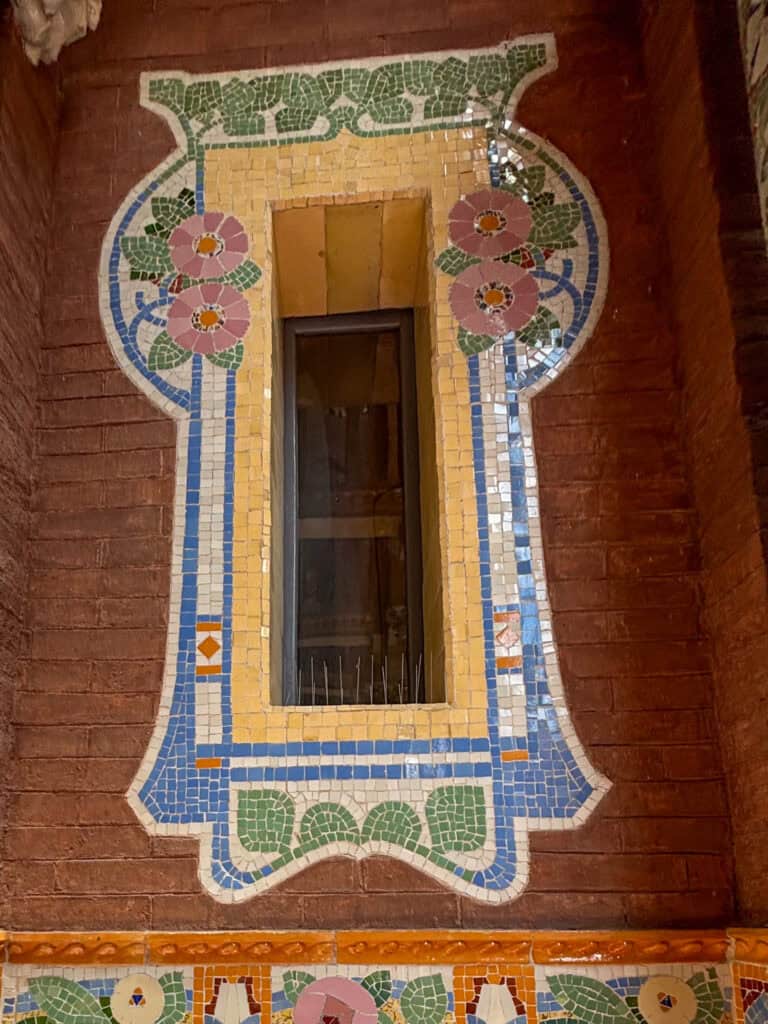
337;932;532;965
11;0;101;64
532;932;730;965
7;933;146;964
732;929;768;965
147;932;336;964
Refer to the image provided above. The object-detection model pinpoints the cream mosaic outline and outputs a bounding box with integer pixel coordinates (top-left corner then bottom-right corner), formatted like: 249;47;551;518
98;36;611;903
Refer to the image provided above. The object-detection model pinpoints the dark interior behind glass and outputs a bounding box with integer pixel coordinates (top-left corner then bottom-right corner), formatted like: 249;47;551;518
283;313;424;705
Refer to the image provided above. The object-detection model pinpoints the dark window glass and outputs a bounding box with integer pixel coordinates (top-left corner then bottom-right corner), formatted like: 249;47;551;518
283;313;424;705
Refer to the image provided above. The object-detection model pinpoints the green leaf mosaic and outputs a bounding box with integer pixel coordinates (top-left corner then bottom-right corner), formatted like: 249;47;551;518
225;259;261;291
502;164;547;198
457;327;496;355
145;42;550;147
547;975;638;1024
361;971;393;1008
148;78;186;118
121;236;174;278
205;342;244;371
28;979;106;1024
184;81;223;125
528;199;581;249
147;190;196;239
156;974;186;1024
298;802;360;846
238;790;295;853
234;787;496;878
148;332;192;371
425;785;486;852
690;969;725;1024
435;246;481;277
518;307;563;348
97;998;115;1024
361;801;423;846
400;975;448;1024
283;971;315;1006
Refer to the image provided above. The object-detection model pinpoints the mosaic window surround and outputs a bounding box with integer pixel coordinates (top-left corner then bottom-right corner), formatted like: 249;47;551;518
7;929;767;1024
98;36;610;903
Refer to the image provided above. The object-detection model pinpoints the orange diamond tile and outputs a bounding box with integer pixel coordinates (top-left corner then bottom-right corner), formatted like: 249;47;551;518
198;635;222;660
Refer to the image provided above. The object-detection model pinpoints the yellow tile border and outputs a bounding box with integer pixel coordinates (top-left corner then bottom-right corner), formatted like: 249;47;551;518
207;129;490;746
1;929;759;965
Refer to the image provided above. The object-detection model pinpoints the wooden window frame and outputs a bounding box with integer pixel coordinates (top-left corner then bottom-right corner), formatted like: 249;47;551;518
282;309;424;706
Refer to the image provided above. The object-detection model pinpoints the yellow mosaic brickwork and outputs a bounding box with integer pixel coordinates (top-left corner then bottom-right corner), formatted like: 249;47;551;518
205;127;489;742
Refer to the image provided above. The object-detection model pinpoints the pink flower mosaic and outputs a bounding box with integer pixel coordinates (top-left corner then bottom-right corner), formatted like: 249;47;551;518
294;978;378;1024
169;211;249;279
449;260;539;337
167;282;250;355
448;188;533;258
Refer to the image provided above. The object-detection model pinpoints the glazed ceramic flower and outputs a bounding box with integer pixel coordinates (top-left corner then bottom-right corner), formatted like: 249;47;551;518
167;282;250;355
110;975;165;1024
449;260;539;337
169;211;249;279
294;977;378;1024
637;976;698;1024
448;188;533;258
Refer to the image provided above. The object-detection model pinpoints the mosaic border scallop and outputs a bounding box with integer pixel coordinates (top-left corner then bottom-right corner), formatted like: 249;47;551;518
97;36;611;904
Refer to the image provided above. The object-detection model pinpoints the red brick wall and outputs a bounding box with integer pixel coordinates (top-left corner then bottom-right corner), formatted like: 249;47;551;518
0;6;58;919
641;0;768;924
7;0;736;929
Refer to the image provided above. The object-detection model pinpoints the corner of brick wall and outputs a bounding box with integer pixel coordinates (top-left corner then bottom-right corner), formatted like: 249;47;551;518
641;0;768;922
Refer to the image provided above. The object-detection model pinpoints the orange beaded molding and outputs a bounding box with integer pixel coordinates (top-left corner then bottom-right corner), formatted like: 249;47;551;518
731;929;768;965
7;933;146;964
148;932;335;964
4;928;763;965
532;931;729;965
338;932;532;964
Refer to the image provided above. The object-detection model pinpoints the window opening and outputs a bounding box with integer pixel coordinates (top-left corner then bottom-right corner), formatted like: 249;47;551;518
283;311;426;706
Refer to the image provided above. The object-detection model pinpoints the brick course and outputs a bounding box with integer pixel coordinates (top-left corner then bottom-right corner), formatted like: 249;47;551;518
1;0;749;927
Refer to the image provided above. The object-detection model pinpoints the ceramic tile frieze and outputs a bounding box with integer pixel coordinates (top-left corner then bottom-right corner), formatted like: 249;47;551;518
98;36;610;903
1;957;735;1024
1;967;195;1024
